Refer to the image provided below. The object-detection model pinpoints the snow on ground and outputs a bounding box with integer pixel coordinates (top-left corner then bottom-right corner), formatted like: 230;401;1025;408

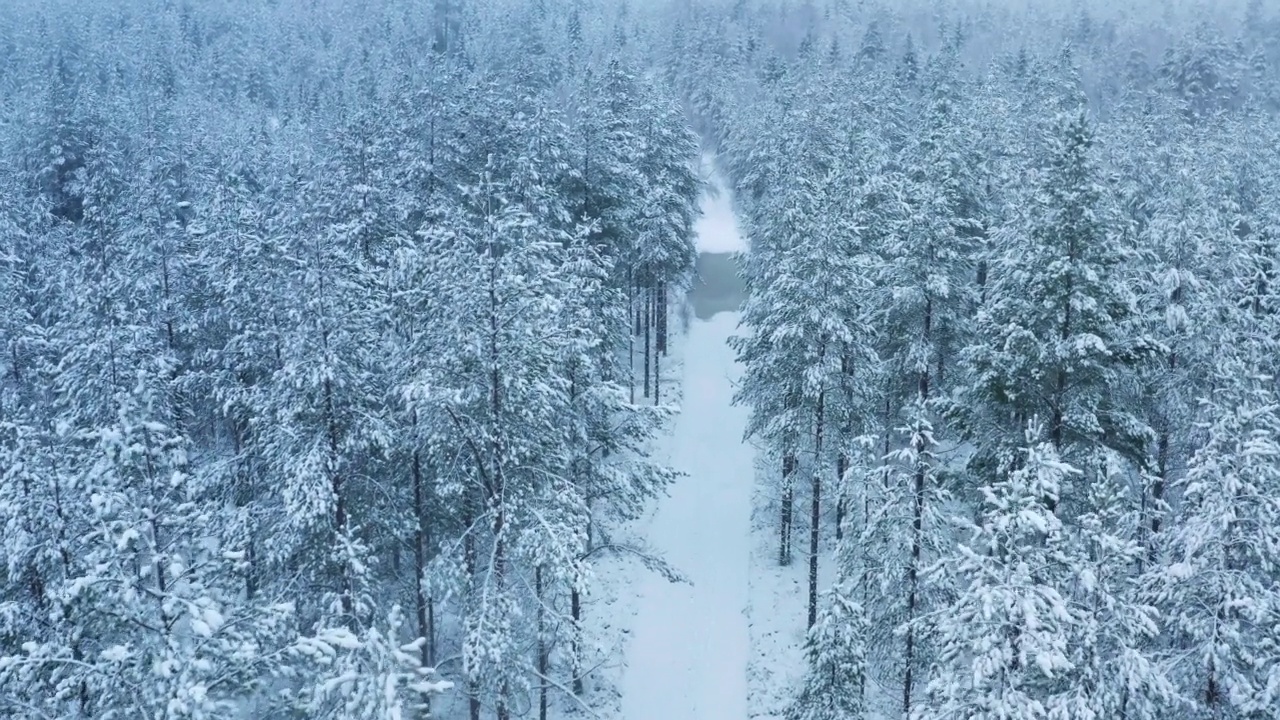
693;152;746;254
745;450;836;720
617;151;753;720
569;151;819;720
562;328;689;720
618;309;752;720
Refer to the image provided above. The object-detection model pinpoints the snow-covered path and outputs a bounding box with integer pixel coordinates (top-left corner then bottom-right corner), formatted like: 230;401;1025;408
619;158;752;720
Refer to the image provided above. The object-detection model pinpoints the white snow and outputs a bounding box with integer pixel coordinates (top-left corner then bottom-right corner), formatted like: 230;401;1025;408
618;153;753;720
744;448;827;720
692;153;747;254
619;310;753;720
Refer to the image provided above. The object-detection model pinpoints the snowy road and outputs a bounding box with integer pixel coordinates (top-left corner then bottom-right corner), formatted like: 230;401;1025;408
619;157;752;720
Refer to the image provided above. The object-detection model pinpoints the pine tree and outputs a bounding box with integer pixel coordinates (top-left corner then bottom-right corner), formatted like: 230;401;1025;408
915;425;1079;720
1059;468;1176;719
1153;362;1280;718
848;401;955;714
786;580;869;720
734;156;874;626
958;109;1150;497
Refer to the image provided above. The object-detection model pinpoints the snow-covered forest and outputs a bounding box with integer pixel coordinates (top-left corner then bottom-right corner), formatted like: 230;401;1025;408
2;0;1279;719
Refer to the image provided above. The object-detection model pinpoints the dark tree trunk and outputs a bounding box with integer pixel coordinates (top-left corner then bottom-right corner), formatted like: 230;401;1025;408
324;376;353;620
882;397;892;489
901;492;922;712
780;451;796;566
412;446;436;674
1051;369;1066;450
494;510;509;720
50;456;89;712
1149;351;1176;561
835;453;848;541
570;367;587;697
1052;240;1075;453
635;279;643;336
1206;656;1220;715
489;263;511;720
537;566;548;720
466;486;481;720
902;375;929;714
571;587;584;694
643;286;651;398
903;298;936;713
628;279;636;404
808;390;825;629
657;279;668;354
231;418;258;599
654;330;661;404
653;283;661;403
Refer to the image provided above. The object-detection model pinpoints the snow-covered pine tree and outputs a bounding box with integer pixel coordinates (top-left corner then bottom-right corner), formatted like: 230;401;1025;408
786;579;869;720
865;53;984;711
1153;360;1280;719
1058;464;1176;720
1120;103;1231;558
633;76;700;363
915;424;1079;720
290;534;451;720
733;150;873;626
249;145;390;629
844;400;954;714
410;85;589;719
568;60;651;396
958;108;1150;504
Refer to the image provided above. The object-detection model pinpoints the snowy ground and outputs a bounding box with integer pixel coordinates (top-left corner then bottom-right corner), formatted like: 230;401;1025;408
616;152;753;720
692;154;745;254
564;152;817;720
744;450;836;720
618;308;752;720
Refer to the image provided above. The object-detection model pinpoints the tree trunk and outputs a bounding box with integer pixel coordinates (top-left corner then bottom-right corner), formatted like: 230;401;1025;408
902;384;929;714
49;453;89;712
489;260;511;720
901;479;923;713
324;376;353;620
654;292;661;404
494;508;509;720
654;337;661;404
1149;428;1169;562
808;390;824;629
231;418;258;599
571;587;584;694
568;365;587;697
643;286;651;398
882;396;892;489
537;566;548;720
835;453;848;541
652;285;660;375
635;279;643;336
1149;350;1176;561
1052;242;1075;454
466;485;481;720
412;446;436;672
657;279;668;354
629;277;636;403
781;451;795;566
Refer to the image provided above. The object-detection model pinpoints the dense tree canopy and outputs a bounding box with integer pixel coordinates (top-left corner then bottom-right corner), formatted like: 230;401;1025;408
3;0;1280;719
0;2;698;719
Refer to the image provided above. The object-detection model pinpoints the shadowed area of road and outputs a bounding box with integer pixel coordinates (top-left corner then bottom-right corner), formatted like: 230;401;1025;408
689;251;746;320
